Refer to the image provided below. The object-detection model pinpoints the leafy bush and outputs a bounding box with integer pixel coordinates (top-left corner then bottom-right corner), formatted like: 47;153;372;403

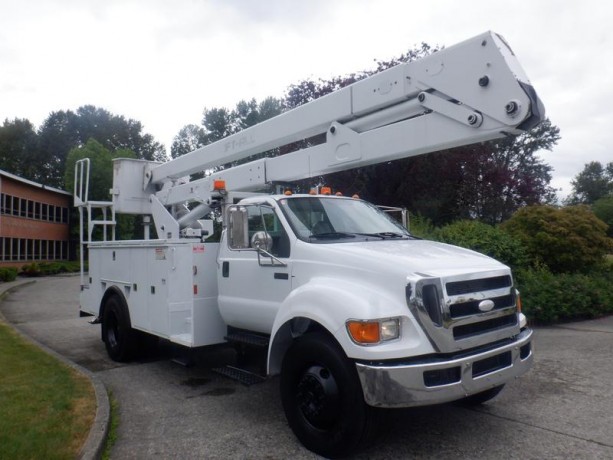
501;205;612;274
0;267;18;282
432;220;529;270
20;261;81;277
516;267;613;323
408;213;436;239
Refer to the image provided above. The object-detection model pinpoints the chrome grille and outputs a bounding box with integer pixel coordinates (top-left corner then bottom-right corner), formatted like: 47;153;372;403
446;275;512;296
407;272;519;353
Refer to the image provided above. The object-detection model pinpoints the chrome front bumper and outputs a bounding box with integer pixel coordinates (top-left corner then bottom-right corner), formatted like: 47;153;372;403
356;328;533;408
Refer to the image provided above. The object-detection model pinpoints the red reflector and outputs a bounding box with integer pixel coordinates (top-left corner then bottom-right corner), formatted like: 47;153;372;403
193;285;198;295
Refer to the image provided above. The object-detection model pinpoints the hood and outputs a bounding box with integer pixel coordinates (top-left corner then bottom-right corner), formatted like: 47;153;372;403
299;239;508;279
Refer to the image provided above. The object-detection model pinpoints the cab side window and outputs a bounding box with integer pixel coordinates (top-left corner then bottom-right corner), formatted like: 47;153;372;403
247;205;290;258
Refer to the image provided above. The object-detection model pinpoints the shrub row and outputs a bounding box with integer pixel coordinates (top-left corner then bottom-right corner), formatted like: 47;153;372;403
427;211;613;324
20;261;81;277
516;268;613;324
0;267;18;282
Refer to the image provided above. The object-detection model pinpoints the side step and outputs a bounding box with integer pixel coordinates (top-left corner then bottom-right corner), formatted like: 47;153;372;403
224;331;270;348
212;366;266;386
213;329;270;385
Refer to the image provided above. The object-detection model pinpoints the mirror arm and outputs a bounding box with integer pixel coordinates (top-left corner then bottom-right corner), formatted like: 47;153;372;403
256;247;287;267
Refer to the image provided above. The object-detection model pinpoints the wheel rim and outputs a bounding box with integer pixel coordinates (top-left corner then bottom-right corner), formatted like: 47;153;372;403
296;365;340;430
106;311;119;350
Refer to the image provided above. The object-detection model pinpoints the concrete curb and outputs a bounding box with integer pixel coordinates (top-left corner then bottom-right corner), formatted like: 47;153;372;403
0;279;110;460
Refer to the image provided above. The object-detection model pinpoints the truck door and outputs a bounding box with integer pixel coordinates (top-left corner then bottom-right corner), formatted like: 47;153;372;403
218;203;292;333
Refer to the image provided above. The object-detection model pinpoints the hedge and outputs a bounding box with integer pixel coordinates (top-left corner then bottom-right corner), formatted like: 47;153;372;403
516;268;613;324
0;267;18;282
20;261;81;277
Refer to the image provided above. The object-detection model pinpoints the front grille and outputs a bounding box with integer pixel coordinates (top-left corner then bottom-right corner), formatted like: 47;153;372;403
422;284;443;326
408;272;519;353
446;275;512;296
449;294;515;318
453;314;518;340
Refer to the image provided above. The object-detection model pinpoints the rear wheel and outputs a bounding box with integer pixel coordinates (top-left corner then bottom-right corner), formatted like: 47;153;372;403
280;332;377;458
102;295;137;362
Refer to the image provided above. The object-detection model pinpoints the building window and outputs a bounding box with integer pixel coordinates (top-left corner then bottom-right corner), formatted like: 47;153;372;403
20;198;27;217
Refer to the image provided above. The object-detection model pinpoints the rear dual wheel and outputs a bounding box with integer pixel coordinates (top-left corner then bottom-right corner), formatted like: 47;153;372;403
102;295;138;362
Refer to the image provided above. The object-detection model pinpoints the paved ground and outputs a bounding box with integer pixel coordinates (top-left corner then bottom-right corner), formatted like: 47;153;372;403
1;275;612;459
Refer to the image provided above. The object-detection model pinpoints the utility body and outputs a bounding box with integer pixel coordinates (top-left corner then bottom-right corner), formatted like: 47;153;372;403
75;32;542;457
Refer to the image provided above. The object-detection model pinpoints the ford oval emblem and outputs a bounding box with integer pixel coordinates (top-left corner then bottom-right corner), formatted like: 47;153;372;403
478;300;495;312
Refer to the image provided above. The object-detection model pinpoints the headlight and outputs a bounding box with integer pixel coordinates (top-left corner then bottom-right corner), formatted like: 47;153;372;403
346;318;400;345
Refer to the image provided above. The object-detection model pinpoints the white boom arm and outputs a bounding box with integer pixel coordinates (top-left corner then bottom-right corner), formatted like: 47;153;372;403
110;31;544;237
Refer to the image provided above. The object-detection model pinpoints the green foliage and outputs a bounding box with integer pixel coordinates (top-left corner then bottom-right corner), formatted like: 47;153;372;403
407;213;436;239
567;161;613;204
592;196;613;236
432;220;528;270
516;267;613;323
20;261;81;277
502;205;612;273
0;321;95;459
0;267;18;282
1;106;166;190
171;97;283;160
0;118;41;182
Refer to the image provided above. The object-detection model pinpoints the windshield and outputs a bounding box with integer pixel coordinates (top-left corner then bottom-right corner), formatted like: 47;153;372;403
278;196;410;243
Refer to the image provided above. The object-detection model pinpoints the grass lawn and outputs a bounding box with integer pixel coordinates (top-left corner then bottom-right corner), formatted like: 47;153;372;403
0;319;96;459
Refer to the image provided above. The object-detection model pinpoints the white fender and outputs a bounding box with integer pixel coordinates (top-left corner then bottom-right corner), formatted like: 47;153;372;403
267;276;434;374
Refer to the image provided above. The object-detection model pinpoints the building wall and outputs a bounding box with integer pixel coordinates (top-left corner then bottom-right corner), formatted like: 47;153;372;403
0;173;72;268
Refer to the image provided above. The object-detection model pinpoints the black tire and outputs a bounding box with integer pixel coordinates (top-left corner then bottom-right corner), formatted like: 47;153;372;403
459;384;505;406
280;332;377;458
102;295;137;362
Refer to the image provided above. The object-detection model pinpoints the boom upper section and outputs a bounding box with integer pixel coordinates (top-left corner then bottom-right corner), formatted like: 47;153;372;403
103;31;544;238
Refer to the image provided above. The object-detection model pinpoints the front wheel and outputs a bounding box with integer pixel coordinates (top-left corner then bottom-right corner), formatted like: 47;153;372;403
280;332;377;458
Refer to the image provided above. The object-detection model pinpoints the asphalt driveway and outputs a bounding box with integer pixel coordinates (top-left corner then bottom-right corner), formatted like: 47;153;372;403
1;276;612;459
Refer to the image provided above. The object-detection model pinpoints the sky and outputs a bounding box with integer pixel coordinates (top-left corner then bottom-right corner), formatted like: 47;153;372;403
1;0;611;199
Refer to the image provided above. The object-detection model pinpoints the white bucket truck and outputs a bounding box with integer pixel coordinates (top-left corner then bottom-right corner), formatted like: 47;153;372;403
75;32;542;457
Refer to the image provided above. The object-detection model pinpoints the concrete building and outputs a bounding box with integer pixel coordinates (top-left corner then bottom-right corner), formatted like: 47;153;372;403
0;169;71;268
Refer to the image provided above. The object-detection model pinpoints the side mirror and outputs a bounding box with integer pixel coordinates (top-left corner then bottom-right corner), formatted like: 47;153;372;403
227;206;249;249
251;231;273;252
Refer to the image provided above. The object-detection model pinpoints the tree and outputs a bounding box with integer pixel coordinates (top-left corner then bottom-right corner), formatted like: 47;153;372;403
592;196;613;237
501;205;612;274
567;161;613;204
171;124;206;159
172;97;283;164
0;118;41;181
37;105;166;188
454;119;559;224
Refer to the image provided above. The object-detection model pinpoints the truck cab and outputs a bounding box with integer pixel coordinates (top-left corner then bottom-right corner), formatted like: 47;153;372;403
220;193;532;391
